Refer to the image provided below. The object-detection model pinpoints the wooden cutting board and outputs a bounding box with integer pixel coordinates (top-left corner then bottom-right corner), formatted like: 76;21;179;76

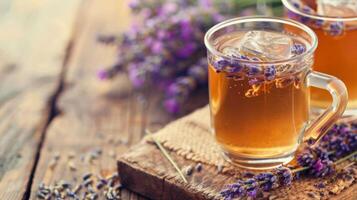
117;106;357;200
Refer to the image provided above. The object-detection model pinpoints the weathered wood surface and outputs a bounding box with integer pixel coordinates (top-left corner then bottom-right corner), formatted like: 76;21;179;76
0;0;81;199
28;0;207;199
118;110;357;200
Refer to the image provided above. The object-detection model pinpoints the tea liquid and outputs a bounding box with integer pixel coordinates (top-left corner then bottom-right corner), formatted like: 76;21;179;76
311;28;357;109
209;32;311;158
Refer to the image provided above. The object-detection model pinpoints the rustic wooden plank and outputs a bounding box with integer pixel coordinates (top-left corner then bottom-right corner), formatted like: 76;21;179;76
0;0;82;199
29;0;208;198
118;108;357;200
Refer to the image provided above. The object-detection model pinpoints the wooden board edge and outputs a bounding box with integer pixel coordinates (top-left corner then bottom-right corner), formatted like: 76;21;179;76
118;156;210;200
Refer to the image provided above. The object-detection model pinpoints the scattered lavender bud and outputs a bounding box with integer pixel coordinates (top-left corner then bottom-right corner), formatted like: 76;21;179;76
83;179;93;187
195;163;202;172
83;173;93;181
184;165;194;176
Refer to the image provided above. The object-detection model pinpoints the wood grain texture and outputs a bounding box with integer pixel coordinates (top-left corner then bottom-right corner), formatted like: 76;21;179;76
29;0;207;199
0;0;81;199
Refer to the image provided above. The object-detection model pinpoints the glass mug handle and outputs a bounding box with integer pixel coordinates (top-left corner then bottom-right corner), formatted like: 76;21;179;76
305;71;348;144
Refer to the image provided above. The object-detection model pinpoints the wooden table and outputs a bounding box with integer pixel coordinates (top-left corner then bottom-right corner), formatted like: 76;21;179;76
0;0;207;199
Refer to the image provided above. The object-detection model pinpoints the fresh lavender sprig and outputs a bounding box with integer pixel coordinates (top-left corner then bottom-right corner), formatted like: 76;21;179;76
220;167;291;199
97;0;270;114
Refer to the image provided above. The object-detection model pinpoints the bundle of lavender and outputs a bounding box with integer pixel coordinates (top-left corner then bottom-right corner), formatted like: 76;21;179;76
97;0;282;114
220;121;357;199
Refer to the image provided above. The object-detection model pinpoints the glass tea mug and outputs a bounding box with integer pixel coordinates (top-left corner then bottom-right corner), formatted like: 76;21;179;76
204;17;348;169
283;0;357;115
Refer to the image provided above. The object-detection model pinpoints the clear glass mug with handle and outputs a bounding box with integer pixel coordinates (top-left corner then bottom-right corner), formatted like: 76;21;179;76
204;17;348;169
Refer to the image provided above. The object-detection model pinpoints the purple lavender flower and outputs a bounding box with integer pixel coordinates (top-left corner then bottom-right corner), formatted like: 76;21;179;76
176;43;197;58
198;0;213;9
298;152;315;167
97;69;109;80
220;181;246;200
309;159;334;177
255;172;278;191
227;58;242;72
264;65;276;81
213;58;229;72
247;65;261;77
180;19;193;41
164;98;180;114
128;0;139;10
329;21;344;36
319;124;357;159
151;41;164;54
158;2;178;16
275;167;293;186
244;179;258;198
315;19;324;28
128;65;146;88
291;43;306;55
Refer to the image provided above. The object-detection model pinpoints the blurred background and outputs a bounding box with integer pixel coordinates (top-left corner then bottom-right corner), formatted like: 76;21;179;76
96;0;283;115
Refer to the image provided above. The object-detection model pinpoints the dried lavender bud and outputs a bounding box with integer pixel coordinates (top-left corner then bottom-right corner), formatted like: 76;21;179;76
315;182;325;189
264;65;276;81
291;43;305;55
195;163;202;172
184;165;194;176
60;180;72;189
96;182;104;190
255;172;278;191
247;65;261;77
82;173;93;181
83;179;93;187
274;167;292;186
220;180;246;199
244;178;258;198
309;159;334;177
329;21;344;36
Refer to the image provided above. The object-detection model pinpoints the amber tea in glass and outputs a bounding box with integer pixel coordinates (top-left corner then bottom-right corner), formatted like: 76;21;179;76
205;17;348;169
283;0;357;114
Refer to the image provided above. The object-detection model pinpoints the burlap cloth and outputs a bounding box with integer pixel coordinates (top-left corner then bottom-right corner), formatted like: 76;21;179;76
146;105;357;168
145;105;230;167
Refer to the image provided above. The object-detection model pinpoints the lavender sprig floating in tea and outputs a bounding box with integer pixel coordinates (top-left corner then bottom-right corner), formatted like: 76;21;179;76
220;121;357;200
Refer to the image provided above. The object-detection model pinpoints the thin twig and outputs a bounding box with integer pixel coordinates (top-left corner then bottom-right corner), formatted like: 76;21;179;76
146;129;188;183
334;151;357;165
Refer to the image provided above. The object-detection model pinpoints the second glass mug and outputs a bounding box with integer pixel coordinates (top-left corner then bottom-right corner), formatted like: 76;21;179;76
204;17;348;169
282;0;357;115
